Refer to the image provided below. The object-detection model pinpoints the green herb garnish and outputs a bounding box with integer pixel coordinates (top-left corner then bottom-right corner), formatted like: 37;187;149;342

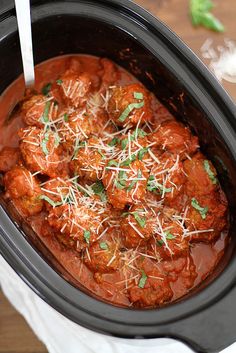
41;131;50;155
138;147;148;160
133;92;144;100
147;175;172;194
120;154;136;167
56;79;63;85
40;195;62;207
64;113;69;122
190;0;225;32
191;197;208;219
138;270;148;288
118;101;144;122
84;230;91;244
41;101;51;123
42;83;51;96
107;160;118;167
165;231;176;240
204;160;218;184
157;239;164;247
108;137;119;147
91;181;107;202
100;242;108;250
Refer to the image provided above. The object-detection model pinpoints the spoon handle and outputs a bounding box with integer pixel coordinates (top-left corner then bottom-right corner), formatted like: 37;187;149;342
15;0;35;87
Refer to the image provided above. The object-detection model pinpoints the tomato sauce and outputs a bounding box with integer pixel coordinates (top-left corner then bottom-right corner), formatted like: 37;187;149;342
0;55;229;308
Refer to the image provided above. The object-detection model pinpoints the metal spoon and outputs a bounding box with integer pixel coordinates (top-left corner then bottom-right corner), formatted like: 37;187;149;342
15;0;35;87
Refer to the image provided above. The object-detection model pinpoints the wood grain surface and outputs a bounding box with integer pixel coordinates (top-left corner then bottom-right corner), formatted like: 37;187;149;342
0;1;235;352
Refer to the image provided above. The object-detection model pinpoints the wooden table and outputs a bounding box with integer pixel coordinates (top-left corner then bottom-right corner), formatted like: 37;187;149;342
0;1;235;352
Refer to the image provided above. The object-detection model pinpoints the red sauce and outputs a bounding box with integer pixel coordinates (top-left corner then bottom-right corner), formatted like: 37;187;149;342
0;55;229;308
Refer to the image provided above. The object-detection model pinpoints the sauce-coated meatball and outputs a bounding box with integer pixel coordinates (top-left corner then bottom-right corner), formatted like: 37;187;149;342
107;84;153;127
4;166;43;216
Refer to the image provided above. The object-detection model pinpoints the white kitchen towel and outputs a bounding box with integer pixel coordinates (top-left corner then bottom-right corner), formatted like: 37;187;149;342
0;255;235;353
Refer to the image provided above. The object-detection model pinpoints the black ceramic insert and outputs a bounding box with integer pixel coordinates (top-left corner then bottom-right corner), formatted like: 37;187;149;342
0;1;236;352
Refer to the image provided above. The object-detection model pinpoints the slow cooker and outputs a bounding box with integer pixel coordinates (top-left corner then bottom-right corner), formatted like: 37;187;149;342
0;1;236;352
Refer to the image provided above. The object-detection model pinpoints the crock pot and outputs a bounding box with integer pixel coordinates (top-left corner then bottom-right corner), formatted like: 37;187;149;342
0;1;236;352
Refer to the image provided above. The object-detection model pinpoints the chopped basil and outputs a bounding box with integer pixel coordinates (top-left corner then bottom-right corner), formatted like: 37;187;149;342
92;181;107;202
138;270;148;288
84;230;91;244
126;169;142;191
56;79;63;85
100;242;108;250
204;160;217;184
120;154;136;167
165;231;176;240
135;128;147;138
64;113;69;122
40;195;62;207
107;160;118;167
157;239;164;247
41;101;51;123
92;180;105;194
108;137;119;147
133;92;144;100
41;132;50;155
190;0;225;32
133;213;146;228
118;101;144;122
98;149;106;159
147;175;172;195
42;83;51;96
121;138;128;150
138;147;148;160
122;210;146;228
54;132;61;148
191;197;208;219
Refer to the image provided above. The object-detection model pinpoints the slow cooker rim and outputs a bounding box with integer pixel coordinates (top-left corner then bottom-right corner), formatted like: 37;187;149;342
0;0;236;344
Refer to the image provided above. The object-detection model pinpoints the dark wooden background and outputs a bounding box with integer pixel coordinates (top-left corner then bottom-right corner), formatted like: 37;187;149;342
0;0;235;352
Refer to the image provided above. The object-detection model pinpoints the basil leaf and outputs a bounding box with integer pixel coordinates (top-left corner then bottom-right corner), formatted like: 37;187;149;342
204;160;218;184
56;79;63;85
41;131;50;155
108;137;119;147
138;147;148;160
100;242;108;250
41;101;51;123
84;230;91;244
138;270;148;288
118;101;144;122
42;83;51;96
190;0;225;32
64;113;69;122
40;195;62;207
191;197;208;219
133;92;143;100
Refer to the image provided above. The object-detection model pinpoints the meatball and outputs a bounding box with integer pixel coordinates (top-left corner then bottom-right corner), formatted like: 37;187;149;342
107;83;153;127
150;121;199;159
148;153;186;207
185;191;228;242
58;70;92;108
148;218;189;260
84;231;121;273
128;258;173;307
163;254;197;291
19;126;67;178
4;166;43;217
40;177;74;209
21;94;58;127
102;159;148;209
120;206;157;248
70;137;105;181
47;203;104;251
183;153;218;197
0;147;20;173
